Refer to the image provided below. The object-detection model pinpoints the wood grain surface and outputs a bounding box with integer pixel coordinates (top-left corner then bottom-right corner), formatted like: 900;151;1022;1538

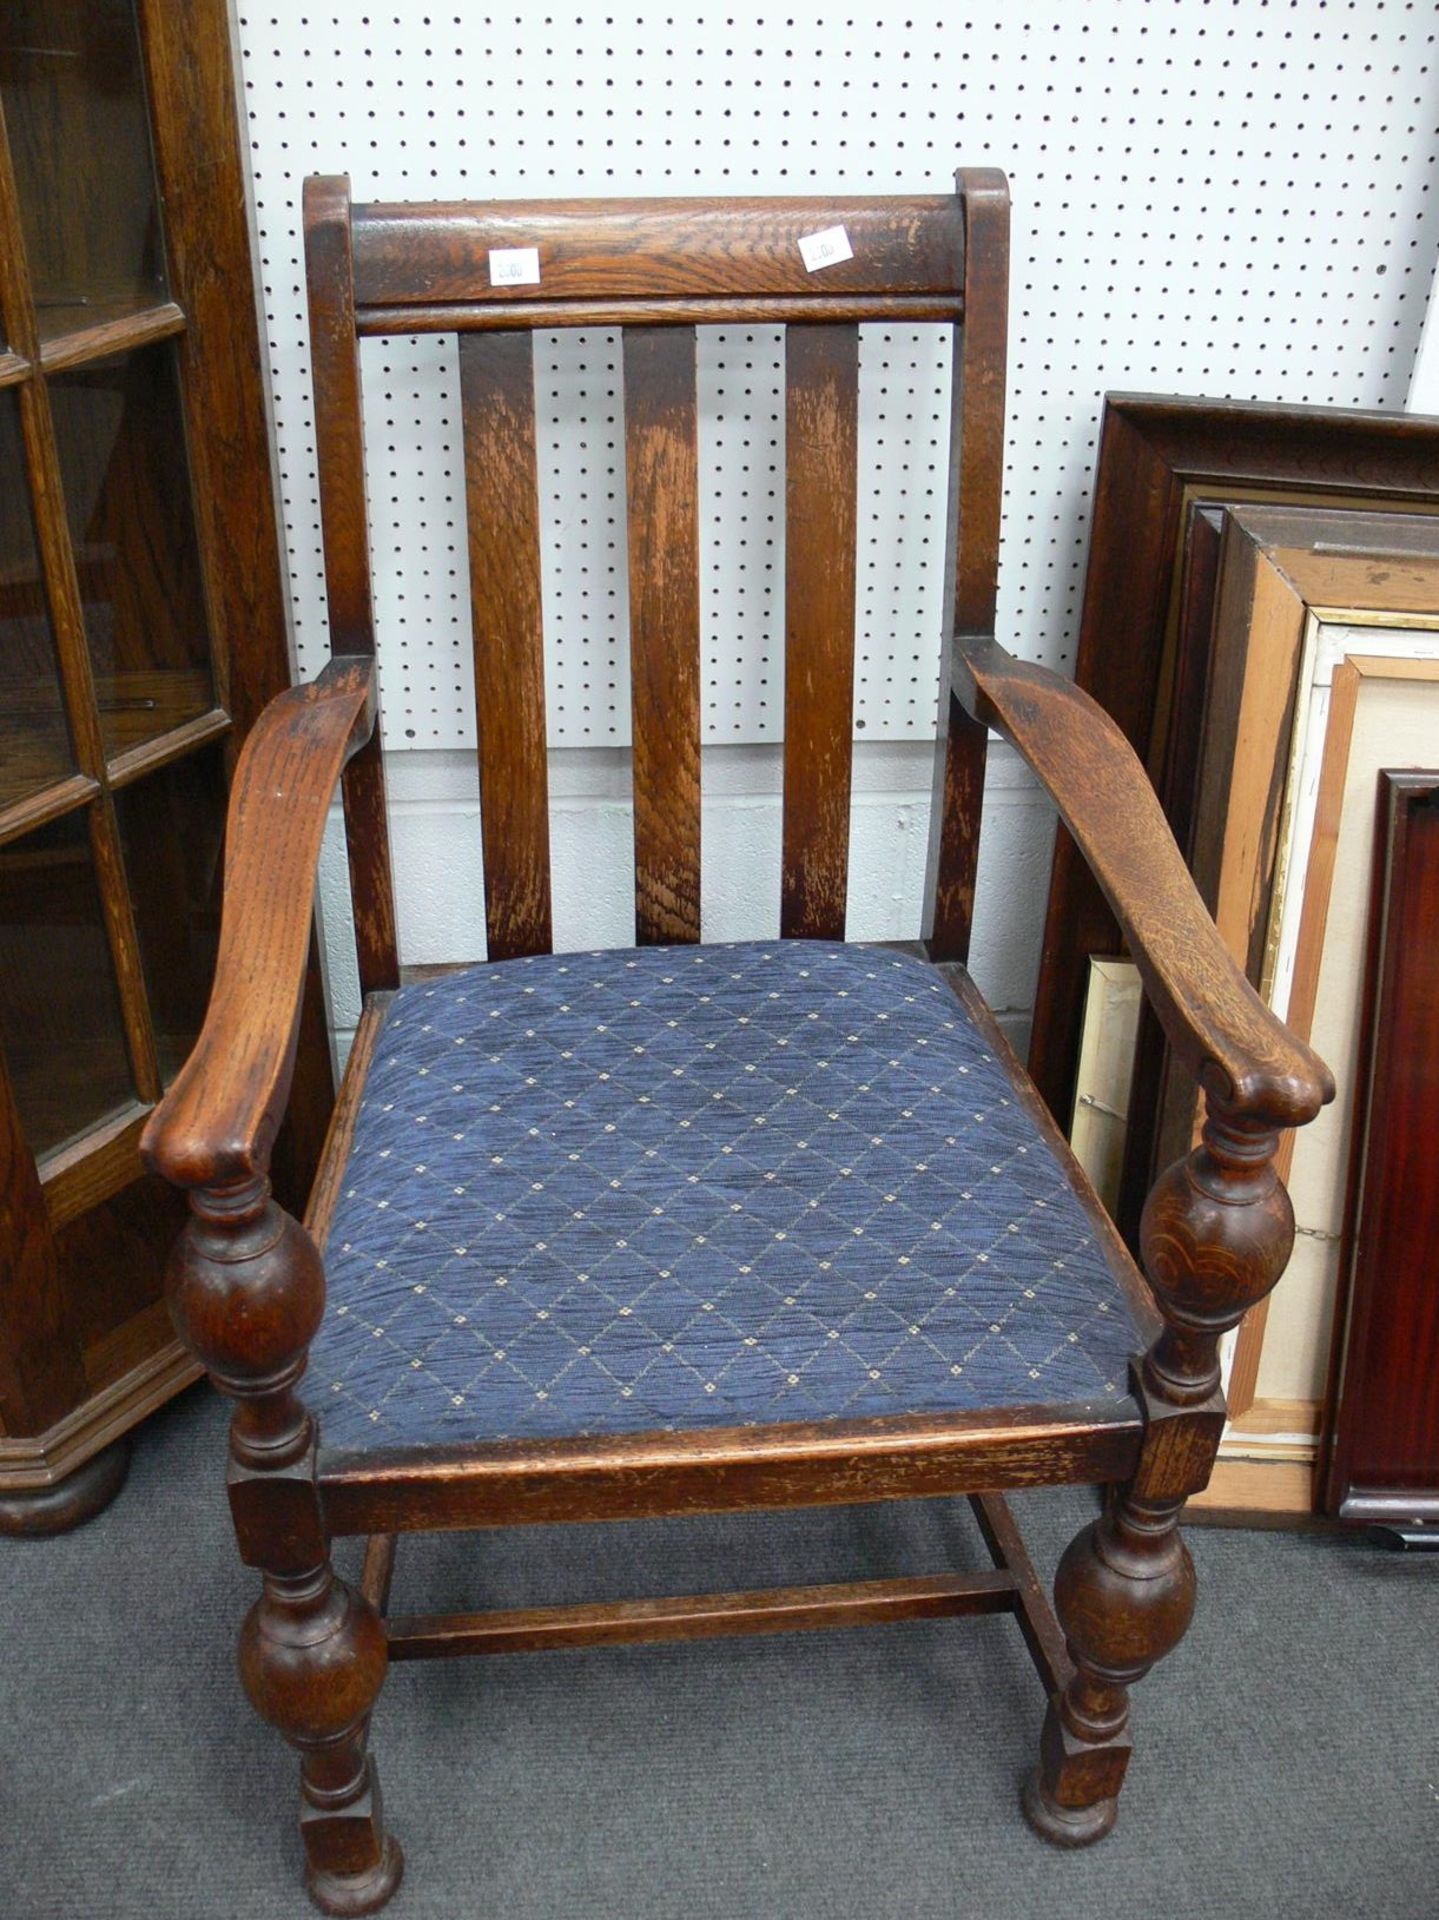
352;196;964;305
320;1401;1142;1535
304;175;401;995
781;323;859;938
141;659;378;1188
1324;771;1439;1516
624;325;702;943
923;169;1009;961
955;638;1333;1127
460;331;553;959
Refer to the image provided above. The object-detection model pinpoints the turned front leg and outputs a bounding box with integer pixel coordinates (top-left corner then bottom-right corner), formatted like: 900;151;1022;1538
169;1179;403;1916
241;1561;400;1914
1025;1097;1295;1846
1023;1489;1193;1843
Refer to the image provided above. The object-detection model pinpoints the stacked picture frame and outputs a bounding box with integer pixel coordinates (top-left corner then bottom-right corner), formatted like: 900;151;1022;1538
1032;396;1439;1521
1324;770;1439;1532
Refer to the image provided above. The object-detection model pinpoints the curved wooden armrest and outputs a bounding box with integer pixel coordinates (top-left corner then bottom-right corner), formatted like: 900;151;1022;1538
141;657;379;1190
955;639;1333;1128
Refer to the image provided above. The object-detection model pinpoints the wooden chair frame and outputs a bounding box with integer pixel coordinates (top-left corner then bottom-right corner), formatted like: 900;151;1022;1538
141;172;1331;1915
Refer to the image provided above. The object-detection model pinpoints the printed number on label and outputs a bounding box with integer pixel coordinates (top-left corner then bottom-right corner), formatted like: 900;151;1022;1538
797;225;854;273
489;246;541;288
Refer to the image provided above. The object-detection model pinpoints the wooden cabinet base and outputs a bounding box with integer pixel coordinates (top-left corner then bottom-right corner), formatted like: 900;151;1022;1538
0;1334;202;1535
0;1436;131;1536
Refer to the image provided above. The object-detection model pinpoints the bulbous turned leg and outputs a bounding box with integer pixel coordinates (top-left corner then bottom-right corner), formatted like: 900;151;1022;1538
165;1180;403;1915
1022;1490;1195;1847
240;1563;404;1916
1022;1094;1304;1846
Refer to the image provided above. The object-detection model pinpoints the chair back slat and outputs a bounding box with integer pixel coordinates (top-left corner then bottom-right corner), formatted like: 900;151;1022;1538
459;331;553;960
781;324;859;940
623;325;702;944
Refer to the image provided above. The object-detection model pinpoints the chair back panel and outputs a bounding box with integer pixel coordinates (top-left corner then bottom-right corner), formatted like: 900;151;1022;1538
302;175;1008;981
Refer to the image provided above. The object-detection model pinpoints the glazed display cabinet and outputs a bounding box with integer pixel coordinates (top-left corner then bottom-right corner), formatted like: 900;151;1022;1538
0;0;333;1532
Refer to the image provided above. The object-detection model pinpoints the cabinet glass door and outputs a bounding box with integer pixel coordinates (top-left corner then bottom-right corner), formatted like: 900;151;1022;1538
0;0;231;1384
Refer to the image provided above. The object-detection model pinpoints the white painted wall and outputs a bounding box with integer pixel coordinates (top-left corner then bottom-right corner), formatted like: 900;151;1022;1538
1407;255;1439;415
319;741;1053;1064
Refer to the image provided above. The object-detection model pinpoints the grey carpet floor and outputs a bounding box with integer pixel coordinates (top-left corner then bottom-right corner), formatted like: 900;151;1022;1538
1;1382;1435;1920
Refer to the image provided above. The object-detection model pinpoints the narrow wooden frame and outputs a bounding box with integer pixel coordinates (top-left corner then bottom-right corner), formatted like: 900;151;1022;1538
1261;664;1439;1496
1322;769;1439;1522
1280;659;1439;1066
1191;658;1439;1523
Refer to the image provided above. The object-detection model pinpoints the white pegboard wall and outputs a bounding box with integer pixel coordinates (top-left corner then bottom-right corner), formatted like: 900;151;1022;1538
241;2;1439;748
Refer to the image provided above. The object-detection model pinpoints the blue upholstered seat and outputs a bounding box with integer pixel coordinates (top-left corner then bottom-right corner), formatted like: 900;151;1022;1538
311;943;1142;1457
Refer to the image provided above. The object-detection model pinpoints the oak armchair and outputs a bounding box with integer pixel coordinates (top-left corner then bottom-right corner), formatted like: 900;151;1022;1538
142;171;1331;1914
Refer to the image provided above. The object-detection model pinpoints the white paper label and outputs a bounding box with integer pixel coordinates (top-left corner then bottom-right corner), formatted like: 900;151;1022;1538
797;224;853;273
488;246;541;287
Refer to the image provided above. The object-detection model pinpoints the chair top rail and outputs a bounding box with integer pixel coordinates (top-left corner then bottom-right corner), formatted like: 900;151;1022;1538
349;193;965;321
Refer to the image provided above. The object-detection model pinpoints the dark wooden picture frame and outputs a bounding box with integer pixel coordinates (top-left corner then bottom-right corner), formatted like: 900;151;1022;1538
1029;395;1439;1153
1134;508;1439;1178
1133;510;1439;1439
1322;768;1439;1524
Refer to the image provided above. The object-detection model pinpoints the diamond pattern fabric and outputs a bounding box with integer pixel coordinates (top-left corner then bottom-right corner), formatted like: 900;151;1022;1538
311;943;1141;1456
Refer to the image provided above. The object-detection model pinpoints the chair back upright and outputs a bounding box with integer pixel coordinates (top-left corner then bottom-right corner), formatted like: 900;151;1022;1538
302;175;1009;991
